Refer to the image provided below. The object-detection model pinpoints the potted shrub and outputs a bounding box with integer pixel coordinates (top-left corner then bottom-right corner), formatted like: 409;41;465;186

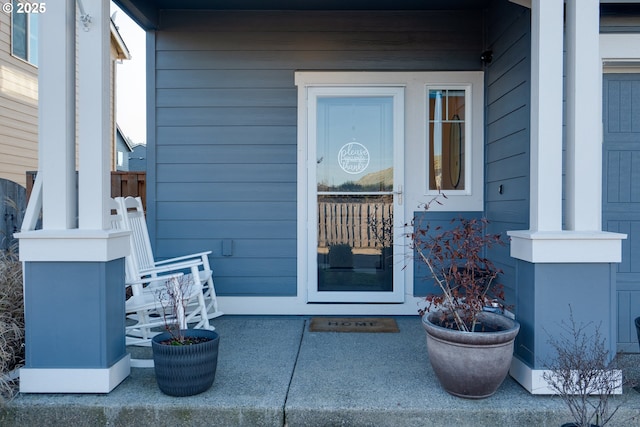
410;197;520;399
152;275;220;397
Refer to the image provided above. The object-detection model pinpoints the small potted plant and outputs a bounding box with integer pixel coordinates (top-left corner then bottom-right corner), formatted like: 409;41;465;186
410;195;520;399
152;275;220;397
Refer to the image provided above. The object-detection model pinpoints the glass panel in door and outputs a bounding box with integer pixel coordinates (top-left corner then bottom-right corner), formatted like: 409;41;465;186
308;89;404;303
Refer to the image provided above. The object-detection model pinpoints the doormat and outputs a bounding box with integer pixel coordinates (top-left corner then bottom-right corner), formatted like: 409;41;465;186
309;317;399;333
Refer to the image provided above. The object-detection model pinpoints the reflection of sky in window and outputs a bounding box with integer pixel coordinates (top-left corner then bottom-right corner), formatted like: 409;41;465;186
317;97;393;191
428;89;466;191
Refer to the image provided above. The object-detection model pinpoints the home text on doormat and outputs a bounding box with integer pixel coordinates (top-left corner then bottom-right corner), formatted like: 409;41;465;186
309;317;399;333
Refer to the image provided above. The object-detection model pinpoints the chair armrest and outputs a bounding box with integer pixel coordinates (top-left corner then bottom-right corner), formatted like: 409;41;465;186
126;272;184;286
154;251;212;266
139;259;206;277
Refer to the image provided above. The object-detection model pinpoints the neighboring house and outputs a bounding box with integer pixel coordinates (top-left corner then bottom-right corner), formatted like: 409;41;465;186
128;143;147;171
0;1;38;188
15;0;640;394
115;125;133;171
0;3;130;188
109;20;132;171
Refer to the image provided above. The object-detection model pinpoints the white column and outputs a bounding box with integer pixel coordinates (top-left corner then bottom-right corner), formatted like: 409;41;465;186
39;0;76;229
529;0;563;232
78;0;111;230
565;0;602;231
508;0;626;264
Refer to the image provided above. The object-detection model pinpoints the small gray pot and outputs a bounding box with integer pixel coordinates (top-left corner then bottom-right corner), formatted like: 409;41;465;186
151;329;220;397
422;311;520;399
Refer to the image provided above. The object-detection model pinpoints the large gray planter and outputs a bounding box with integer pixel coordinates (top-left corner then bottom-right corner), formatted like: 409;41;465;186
422;311;520;399
151;329;220;397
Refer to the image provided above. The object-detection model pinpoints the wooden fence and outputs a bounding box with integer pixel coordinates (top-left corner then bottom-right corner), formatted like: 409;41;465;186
318;200;393;249
0;179;26;250
26;171;147;211
111;171;147;210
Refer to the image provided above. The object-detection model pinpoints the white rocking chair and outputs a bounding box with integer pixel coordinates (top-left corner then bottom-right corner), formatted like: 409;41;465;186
110;200;189;353
113;196;223;338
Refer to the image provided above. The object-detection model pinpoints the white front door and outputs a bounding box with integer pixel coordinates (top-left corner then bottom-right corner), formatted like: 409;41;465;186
305;87;405;303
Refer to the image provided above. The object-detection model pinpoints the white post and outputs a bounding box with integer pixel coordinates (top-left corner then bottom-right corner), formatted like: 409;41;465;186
39;0;76;229
565;0;602;231
529;0;564;232
77;0;111;230
172;276;187;331
16;1;132;394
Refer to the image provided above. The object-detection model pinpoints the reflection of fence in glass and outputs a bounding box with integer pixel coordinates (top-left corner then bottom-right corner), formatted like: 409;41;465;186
318;196;393;249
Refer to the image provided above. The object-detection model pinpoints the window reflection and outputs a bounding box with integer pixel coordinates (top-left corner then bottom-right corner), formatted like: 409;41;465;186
317;96;394;192
317;195;393;292
428;89;465;191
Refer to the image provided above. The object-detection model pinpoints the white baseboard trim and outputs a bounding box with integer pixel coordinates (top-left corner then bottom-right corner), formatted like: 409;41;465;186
510;357;622;395
130;358;154;368
20;354;131;393
510;357;556;394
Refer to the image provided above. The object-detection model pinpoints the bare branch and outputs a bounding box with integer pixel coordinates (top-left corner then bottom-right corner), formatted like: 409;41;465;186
542;307;624;427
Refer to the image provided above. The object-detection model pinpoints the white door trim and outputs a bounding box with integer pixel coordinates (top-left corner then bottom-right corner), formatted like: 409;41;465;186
292;71;484;314
601;33;640;70
305;85;406;303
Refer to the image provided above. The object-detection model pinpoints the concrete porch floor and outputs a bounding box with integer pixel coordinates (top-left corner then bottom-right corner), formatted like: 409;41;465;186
1;316;639;426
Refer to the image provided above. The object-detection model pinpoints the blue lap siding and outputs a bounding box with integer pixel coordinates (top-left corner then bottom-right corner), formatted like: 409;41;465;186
148;10;485;296
483;2;531;311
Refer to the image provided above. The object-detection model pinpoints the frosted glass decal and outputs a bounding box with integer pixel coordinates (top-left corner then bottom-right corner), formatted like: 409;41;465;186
338;142;370;175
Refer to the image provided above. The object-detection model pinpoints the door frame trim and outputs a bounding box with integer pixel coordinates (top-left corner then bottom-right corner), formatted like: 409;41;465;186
305;86;406;303
601;33;640;72
295;71;485;312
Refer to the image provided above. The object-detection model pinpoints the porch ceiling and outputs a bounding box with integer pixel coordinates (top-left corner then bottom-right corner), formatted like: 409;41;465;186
113;0;490;30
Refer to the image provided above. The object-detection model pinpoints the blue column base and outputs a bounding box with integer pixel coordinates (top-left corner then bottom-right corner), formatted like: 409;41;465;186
509;261;617;393
21;259;129;393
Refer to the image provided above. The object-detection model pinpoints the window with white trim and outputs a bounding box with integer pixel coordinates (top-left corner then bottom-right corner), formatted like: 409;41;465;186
426;85;471;194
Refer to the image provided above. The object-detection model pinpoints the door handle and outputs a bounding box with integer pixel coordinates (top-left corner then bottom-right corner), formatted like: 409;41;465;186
394;185;403;206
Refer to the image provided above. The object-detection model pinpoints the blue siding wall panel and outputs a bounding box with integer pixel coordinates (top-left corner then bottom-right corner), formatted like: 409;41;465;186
152;10;484;296
157;70;293;89
483;2;531;316
157;126;297;146
156;145;297;164
412;211;483;296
